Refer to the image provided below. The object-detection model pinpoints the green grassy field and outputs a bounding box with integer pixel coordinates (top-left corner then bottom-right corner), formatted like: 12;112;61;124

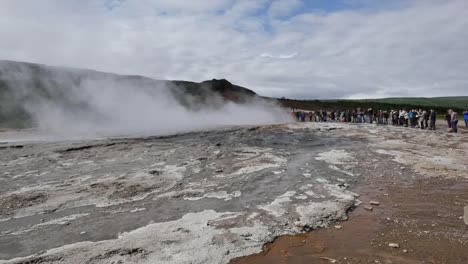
279;96;468;114
355;96;468;110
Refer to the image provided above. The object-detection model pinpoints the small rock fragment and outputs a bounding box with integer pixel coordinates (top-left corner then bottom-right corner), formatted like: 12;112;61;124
364;206;373;211
388;243;399;248
294;221;305;228
334;225;343;229
403;249;408;253
148;170;162;176
320;257;337;263
370;201;380;206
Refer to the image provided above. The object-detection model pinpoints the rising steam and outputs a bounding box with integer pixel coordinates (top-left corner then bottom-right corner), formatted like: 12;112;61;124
0;61;292;141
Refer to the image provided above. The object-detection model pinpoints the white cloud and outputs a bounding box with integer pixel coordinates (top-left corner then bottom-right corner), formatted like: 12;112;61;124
0;0;467;99
267;0;303;19
260;52;299;59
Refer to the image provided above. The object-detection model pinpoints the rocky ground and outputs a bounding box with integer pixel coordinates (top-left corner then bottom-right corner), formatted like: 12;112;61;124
0;123;467;264
233;159;468;264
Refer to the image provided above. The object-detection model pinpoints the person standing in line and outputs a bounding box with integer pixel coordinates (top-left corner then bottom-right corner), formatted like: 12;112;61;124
383;111;389;124
449;109;458;133
376;110;382;124
399;110;405;126
464;109;468;127
392;110;398;125
301;111;306;122
368;108;374;124
419;109;426;129
409;110;414;127
423;110;429;129
445;111;452;128
414;110;419;127
404;110;409;127
429;109;437;130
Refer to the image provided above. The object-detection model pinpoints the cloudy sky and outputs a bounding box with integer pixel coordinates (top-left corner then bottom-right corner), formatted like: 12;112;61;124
1;0;467;99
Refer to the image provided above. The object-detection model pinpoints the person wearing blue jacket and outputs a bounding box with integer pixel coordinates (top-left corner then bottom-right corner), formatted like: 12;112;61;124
409;110;415;127
464;110;468;128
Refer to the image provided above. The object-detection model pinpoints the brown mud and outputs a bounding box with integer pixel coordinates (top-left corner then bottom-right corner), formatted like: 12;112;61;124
232;176;468;264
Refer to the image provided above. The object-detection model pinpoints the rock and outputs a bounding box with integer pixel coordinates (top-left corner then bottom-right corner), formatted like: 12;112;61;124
148;170;162;176
370;201;380;206
334;225;343;229
319;257;338;263
364;206;373;211
80;231;86;235
215;169;223;173
338;183;349;188
403;249;408;253
388;243;399;248
294;221;305;228
464;206;468;225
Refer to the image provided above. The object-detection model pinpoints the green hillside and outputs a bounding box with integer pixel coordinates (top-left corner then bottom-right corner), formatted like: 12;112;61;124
357;97;468;110
279;96;467;114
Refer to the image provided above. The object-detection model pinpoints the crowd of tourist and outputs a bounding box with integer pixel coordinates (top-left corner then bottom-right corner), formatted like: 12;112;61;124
292;108;468;133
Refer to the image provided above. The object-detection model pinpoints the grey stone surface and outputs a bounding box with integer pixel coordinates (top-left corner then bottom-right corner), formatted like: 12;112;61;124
0;124;360;263
1;122;466;264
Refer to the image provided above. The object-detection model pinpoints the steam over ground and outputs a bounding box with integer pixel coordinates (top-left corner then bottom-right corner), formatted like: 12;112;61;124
0;61;291;141
26;80;290;138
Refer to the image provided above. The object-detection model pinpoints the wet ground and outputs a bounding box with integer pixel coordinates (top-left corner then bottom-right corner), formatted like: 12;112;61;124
0;123;467;264
232;173;468;264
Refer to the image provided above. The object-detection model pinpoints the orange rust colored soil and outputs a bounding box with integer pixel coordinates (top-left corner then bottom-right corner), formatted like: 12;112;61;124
232;178;468;264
